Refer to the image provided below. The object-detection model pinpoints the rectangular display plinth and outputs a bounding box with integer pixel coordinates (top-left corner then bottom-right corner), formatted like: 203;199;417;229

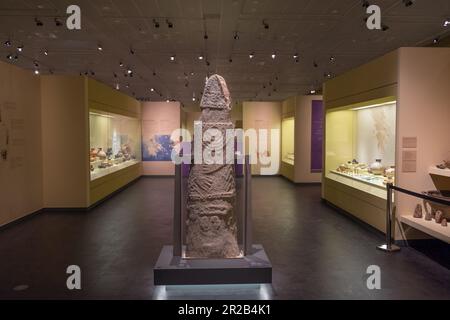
154;244;272;285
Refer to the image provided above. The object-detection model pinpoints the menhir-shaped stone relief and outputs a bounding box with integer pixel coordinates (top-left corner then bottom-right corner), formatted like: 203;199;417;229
185;74;240;258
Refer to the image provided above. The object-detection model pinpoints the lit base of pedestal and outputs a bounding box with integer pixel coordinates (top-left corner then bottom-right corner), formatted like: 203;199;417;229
153;244;272;285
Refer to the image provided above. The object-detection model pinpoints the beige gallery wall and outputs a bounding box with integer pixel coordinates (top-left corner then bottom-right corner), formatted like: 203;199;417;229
395;47;450;239
243;101;281;175
0;61;43;226
141;101;180;175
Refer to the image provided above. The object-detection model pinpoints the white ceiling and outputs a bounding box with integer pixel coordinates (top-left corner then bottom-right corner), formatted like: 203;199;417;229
0;0;449;107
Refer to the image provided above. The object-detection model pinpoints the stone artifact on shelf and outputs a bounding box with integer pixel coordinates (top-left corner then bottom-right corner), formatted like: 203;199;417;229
185;74;240;259
442;219;447;227
435;210;443;224
423;191;450;221
413;204;423;218
425;211;432;221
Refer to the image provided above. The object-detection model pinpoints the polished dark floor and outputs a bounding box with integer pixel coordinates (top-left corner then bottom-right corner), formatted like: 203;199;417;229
0;177;449;299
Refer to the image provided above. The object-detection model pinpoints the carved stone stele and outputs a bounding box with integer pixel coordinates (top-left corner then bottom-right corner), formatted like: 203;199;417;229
185;74;240;259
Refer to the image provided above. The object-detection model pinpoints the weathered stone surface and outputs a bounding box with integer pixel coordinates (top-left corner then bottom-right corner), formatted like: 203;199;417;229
185;74;240;259
435;210;443;224
413;204;423;218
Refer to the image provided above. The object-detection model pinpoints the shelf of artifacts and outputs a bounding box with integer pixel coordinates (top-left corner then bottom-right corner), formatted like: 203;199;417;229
327;160;395;200
400;162;450;244
89;149;139;180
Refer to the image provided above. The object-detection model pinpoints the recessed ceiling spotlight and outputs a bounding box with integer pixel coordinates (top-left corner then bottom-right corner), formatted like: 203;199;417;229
433;37;440;44
329;56;335;62
310;89;316;94
234;31;239;40
271;53;276;59
97;44;103;51
249;52;254;59
150;88;154;92
293;53;299;59
127;68;132;74
402;0;414;7
262;19;269;29
44;49;48;56
115;83;120;90
444;18;450;27
119;61;124;67
166;19;173;28
190;71;194;76
34;69;40;75
35;17;43;26
198;55;204;60
17;45;23;52
166;99;170;103
54;17;62;26
153;19;160;28
4;40;12;47
125;84;130;88
192;97;196;102
6;54;13;60
325;72;332;78
170;55;176;61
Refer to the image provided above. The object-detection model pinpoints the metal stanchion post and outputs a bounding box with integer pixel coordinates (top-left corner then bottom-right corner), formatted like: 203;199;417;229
377;183;401;252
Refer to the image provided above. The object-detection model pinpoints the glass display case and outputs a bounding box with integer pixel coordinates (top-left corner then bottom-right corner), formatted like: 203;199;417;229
325;100;396;199
89;110;141;180
281;117;295;166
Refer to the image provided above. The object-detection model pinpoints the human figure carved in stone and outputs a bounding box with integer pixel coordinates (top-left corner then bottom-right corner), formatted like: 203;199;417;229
185;74;240;258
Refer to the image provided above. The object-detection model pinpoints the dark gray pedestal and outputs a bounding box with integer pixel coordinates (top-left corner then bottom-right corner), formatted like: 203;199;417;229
154;244;272;285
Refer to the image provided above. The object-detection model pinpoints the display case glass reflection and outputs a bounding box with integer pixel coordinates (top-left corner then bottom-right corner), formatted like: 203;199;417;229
89;110;141;180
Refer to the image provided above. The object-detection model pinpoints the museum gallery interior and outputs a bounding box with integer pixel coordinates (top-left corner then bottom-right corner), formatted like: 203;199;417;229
0;0;449;300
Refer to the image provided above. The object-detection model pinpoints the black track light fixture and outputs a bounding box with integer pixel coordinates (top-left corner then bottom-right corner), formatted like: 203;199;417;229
153;19;160;28
381;24;390;31
362;0;370;8
313;61;318;68
204;33;208;40
4;40;12;47
166;19;173;28
233;31;239;40
262;19;269;29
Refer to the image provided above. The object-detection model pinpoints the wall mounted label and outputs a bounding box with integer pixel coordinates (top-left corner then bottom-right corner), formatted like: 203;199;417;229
402;150;417;172
310;100;324;172
402;137;417;149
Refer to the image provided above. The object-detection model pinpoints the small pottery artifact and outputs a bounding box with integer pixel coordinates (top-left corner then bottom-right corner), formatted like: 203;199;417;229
442;219;447;227
97;148;107;160
425;211;432;221
369;159;384;175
